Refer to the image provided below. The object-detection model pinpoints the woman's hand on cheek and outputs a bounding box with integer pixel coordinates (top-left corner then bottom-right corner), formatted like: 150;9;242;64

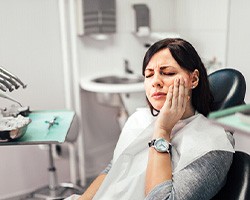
154;77;189;138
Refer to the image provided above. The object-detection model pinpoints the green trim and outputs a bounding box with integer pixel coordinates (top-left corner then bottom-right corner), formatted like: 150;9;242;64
208;104;250;119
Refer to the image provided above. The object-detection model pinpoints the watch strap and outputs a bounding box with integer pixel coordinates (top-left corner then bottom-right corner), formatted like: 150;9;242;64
148;139;156;147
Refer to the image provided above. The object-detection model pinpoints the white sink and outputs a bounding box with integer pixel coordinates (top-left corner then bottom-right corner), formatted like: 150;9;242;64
80;73;145;93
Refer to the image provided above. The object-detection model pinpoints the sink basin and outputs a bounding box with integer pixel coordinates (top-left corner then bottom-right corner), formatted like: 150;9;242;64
80;74;145;93
92;75;144;84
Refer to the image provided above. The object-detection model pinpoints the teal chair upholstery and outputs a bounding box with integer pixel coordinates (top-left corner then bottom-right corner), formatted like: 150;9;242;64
208;68;246;112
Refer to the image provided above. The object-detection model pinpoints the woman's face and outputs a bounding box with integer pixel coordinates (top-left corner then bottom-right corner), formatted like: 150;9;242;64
144;48;194;111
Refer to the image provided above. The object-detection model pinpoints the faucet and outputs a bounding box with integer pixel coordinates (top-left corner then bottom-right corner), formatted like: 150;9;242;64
124;59;134;74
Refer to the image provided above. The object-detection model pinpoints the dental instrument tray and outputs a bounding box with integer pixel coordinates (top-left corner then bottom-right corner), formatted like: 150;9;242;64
0;115;31;142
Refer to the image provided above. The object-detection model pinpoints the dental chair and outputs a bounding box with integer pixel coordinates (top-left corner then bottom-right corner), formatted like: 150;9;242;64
212;151;250;200
208;68;246;112
208;68;250;199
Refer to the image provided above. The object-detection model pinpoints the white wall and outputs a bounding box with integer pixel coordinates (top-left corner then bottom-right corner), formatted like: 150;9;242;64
174;0;229;69
227;0;250;103
227;0;250;154
78;0;175;78
0;0;70;198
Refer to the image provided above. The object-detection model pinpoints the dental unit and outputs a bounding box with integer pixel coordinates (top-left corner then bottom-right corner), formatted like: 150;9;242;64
0;66;27;108
0;66;30;141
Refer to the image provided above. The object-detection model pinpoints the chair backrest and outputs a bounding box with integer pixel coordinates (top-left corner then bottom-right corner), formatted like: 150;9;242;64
208;68;249;199
208;68;246;112
212;151;250;200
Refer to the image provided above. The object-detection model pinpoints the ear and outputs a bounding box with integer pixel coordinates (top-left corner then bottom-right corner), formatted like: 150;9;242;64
191;69;199;89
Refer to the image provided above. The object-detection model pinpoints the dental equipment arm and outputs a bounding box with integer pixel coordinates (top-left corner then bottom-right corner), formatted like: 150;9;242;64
0;66;27;90
0;76;15;92
0;66;30;116
0;83;8;92
0;91;22;106
0;72;20;89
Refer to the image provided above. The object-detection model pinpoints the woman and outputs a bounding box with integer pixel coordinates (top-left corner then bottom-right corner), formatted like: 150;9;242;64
78;38;234;200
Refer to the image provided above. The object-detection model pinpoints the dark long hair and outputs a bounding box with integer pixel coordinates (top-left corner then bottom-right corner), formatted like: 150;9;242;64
142;38;213;117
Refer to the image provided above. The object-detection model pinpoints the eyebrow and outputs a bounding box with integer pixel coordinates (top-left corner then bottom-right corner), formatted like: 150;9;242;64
145;66;174;71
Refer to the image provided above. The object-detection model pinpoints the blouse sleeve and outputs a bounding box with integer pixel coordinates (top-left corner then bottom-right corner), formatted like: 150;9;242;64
145;150;233;200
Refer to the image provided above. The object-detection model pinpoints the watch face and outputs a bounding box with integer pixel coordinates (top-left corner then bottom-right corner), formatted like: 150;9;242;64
155;138;169;152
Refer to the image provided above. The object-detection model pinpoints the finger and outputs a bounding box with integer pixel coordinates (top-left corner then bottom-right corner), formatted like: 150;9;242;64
164;84;173;110
182;78;190;109
171;78;179;109
178;77;185;107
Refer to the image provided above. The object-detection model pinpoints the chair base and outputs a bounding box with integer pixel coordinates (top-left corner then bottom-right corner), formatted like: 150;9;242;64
30;182;84;199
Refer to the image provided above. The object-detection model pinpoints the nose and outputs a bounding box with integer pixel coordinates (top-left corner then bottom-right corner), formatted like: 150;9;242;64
152;74;163;88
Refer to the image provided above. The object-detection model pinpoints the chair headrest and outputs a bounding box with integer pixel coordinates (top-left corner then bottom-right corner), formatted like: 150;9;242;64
208;68;246;112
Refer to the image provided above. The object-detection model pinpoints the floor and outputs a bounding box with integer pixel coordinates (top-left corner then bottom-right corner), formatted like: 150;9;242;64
3;177;96;200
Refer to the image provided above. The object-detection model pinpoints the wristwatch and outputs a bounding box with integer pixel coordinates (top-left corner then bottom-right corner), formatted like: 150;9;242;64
148;138;171;153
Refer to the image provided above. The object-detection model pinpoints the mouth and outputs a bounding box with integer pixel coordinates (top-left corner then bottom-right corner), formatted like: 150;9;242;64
151;92;167;99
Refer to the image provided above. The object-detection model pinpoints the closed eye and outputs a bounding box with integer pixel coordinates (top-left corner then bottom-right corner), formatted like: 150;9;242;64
145;74;153;78
160;72;176;76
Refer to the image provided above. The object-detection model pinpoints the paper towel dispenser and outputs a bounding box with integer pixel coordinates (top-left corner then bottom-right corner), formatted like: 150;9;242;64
83;0;116;40
133;4;150;36
132;3;180;47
